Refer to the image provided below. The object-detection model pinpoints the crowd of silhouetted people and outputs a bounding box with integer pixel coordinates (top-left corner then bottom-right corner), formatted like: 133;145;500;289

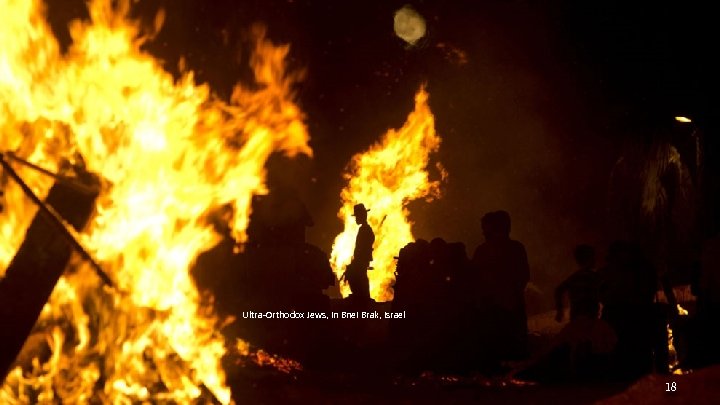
390;210;720;381
189;194;720;381
390;210;530;374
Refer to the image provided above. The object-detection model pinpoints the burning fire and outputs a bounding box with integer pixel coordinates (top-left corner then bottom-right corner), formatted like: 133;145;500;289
330;88;444;301
1;0;310;403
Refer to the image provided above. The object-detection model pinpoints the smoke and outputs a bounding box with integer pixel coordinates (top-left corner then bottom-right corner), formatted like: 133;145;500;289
387;2;615;313
41;0;631;314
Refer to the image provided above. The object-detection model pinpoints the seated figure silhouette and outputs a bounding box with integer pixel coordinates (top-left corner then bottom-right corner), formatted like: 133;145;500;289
516;245;616;383
555;245;601;322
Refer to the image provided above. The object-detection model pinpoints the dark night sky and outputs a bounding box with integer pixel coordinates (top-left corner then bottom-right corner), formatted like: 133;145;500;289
46;0;718;305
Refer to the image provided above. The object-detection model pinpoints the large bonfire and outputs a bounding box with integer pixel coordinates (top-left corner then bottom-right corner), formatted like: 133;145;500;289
330;88;444;301
0;0;311;403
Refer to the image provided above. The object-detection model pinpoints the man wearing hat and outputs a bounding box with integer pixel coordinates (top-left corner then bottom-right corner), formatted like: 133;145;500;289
345;203;375;303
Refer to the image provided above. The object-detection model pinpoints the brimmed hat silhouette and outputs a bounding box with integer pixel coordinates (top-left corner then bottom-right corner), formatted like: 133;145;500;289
352;203;370;216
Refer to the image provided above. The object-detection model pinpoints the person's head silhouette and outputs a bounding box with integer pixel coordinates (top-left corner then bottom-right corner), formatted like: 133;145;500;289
481;210;511;241
352;203;369;225
574;244;596;269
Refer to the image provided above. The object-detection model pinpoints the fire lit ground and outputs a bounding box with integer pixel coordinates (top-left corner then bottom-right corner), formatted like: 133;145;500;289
1;0;719;404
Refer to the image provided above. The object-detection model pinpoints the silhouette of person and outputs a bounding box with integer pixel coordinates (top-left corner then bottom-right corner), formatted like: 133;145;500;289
518;245;618;383
472;210;530;361
555;245;601;322
685;232;720;368
345;203;375;304
699;232;720;316
599;241;662;377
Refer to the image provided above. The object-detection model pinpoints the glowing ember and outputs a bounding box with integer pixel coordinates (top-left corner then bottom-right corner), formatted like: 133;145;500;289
1;0;310;402
329;88;444;301
234;339;302;374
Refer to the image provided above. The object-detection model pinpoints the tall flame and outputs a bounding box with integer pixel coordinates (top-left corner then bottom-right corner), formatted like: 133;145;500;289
329;88;444;301
1;0;311;403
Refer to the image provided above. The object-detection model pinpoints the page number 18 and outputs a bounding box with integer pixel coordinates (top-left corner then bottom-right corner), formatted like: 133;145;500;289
666;382;677;392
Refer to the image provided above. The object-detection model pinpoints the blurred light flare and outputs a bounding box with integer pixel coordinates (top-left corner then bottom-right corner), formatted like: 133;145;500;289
393;5;427;46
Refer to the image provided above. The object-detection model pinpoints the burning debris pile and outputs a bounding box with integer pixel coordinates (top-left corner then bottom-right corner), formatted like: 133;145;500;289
330;88;445;301
0;0;310;402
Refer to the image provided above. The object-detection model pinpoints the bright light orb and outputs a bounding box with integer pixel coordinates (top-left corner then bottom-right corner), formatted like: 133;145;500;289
393;5;426;46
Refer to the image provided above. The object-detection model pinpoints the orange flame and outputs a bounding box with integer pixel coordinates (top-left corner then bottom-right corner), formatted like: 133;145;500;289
329;88;444;301
1;0;310;403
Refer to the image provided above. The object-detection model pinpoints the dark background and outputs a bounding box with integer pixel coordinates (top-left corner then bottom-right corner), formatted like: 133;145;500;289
46;0;719;310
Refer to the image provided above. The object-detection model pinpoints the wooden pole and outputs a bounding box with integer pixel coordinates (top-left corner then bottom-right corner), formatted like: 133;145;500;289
0;153;113;287
0;154;101;380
